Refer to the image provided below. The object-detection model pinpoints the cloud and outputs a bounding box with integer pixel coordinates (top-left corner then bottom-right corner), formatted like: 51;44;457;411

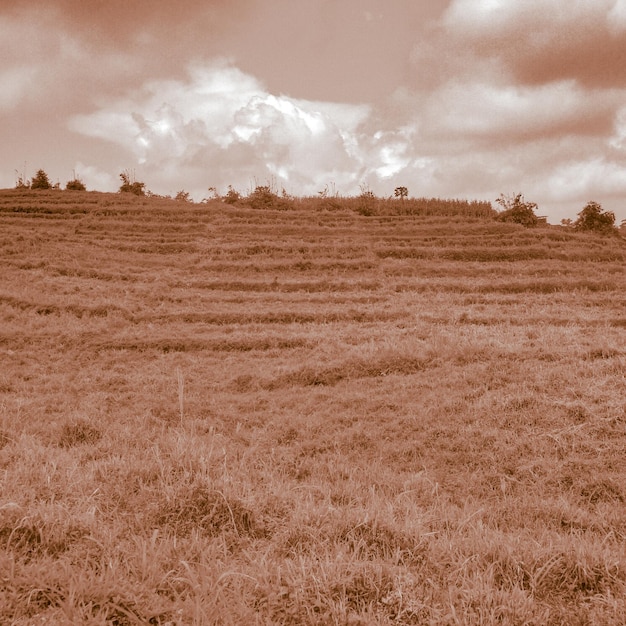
66;52;626;222
72;162;117;192
4;0;626;224
70;61;374;197
0;6;141;114
421;80;619;143
608;0;626;32
441;0;626;87
0;66;38;111
609;105;626;151
547;157;626;202
392;0;626;221
11;0;247;46
7;0;426;106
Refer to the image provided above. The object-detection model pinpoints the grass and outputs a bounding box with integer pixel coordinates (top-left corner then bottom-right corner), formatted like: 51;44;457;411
1;189;626;624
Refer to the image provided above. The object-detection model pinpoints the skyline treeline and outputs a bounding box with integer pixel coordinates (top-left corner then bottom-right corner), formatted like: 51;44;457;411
9;166;623;233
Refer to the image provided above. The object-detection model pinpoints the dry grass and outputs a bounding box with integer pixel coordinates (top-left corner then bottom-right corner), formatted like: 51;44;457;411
1;189;626;624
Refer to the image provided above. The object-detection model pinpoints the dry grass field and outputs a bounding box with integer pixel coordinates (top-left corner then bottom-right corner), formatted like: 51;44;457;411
1;189;625;625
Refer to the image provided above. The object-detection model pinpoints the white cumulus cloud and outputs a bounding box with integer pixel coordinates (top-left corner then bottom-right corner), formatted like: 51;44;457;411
69;60;382;197
72;162;117;192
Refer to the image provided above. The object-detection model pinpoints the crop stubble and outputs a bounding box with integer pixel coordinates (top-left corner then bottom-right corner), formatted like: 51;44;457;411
0;190;625;624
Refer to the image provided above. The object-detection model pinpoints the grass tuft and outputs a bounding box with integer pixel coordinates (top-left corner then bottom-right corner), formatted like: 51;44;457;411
154;485;262;540
57;418;102;448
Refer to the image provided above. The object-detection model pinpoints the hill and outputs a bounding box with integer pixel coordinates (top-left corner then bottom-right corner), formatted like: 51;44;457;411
1;189;626;624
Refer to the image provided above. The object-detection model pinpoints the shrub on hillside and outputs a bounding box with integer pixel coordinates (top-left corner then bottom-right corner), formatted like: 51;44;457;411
248;185;278;209
246;185;293;210
175;190;192;202
15;172;30;189
223;185;241;205
494;193;538;227
30;169;51;190
119;171;146;196
574;201;618;235
66;178;86;191
356;184;377;216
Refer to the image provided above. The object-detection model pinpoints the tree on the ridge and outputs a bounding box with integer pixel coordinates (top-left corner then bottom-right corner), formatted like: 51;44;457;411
573;201;618;235
394;186;408;200
31;169;51;190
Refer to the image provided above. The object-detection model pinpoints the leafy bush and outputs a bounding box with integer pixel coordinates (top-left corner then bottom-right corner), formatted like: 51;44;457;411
574;201;618;235
223;185;241;205
248;185;279;209
119;171;146;196
66;178;86;191
246;185;294;210
175;190;192;202
494;193;538;227
30;169;51;190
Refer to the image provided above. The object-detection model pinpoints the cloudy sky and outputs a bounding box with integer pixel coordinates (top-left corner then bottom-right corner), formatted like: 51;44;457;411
3;0;626;222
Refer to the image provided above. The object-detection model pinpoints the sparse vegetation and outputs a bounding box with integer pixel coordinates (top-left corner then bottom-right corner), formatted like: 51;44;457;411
0;188;625;624
14;172;30;189
202;186;220;203
353;183;377;216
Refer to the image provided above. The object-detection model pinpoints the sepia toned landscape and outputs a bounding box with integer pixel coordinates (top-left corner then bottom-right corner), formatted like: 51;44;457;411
1;188;625;624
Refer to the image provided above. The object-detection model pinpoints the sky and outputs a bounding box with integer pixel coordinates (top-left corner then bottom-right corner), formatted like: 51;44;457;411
2;0;626;223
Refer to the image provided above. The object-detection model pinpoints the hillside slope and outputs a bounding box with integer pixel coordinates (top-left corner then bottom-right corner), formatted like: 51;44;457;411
1;190;625;624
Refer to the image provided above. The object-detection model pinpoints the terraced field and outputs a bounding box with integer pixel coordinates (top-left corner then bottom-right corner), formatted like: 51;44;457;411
1;189;625;624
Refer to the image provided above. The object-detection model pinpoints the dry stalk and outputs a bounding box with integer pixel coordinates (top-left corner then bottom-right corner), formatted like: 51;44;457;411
177;366;184;426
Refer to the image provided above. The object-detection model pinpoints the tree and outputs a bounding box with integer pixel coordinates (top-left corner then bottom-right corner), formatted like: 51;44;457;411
494;193;538;227
573;201;618;235
31;169;51;190
394;186;408;200
119;171;146;196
